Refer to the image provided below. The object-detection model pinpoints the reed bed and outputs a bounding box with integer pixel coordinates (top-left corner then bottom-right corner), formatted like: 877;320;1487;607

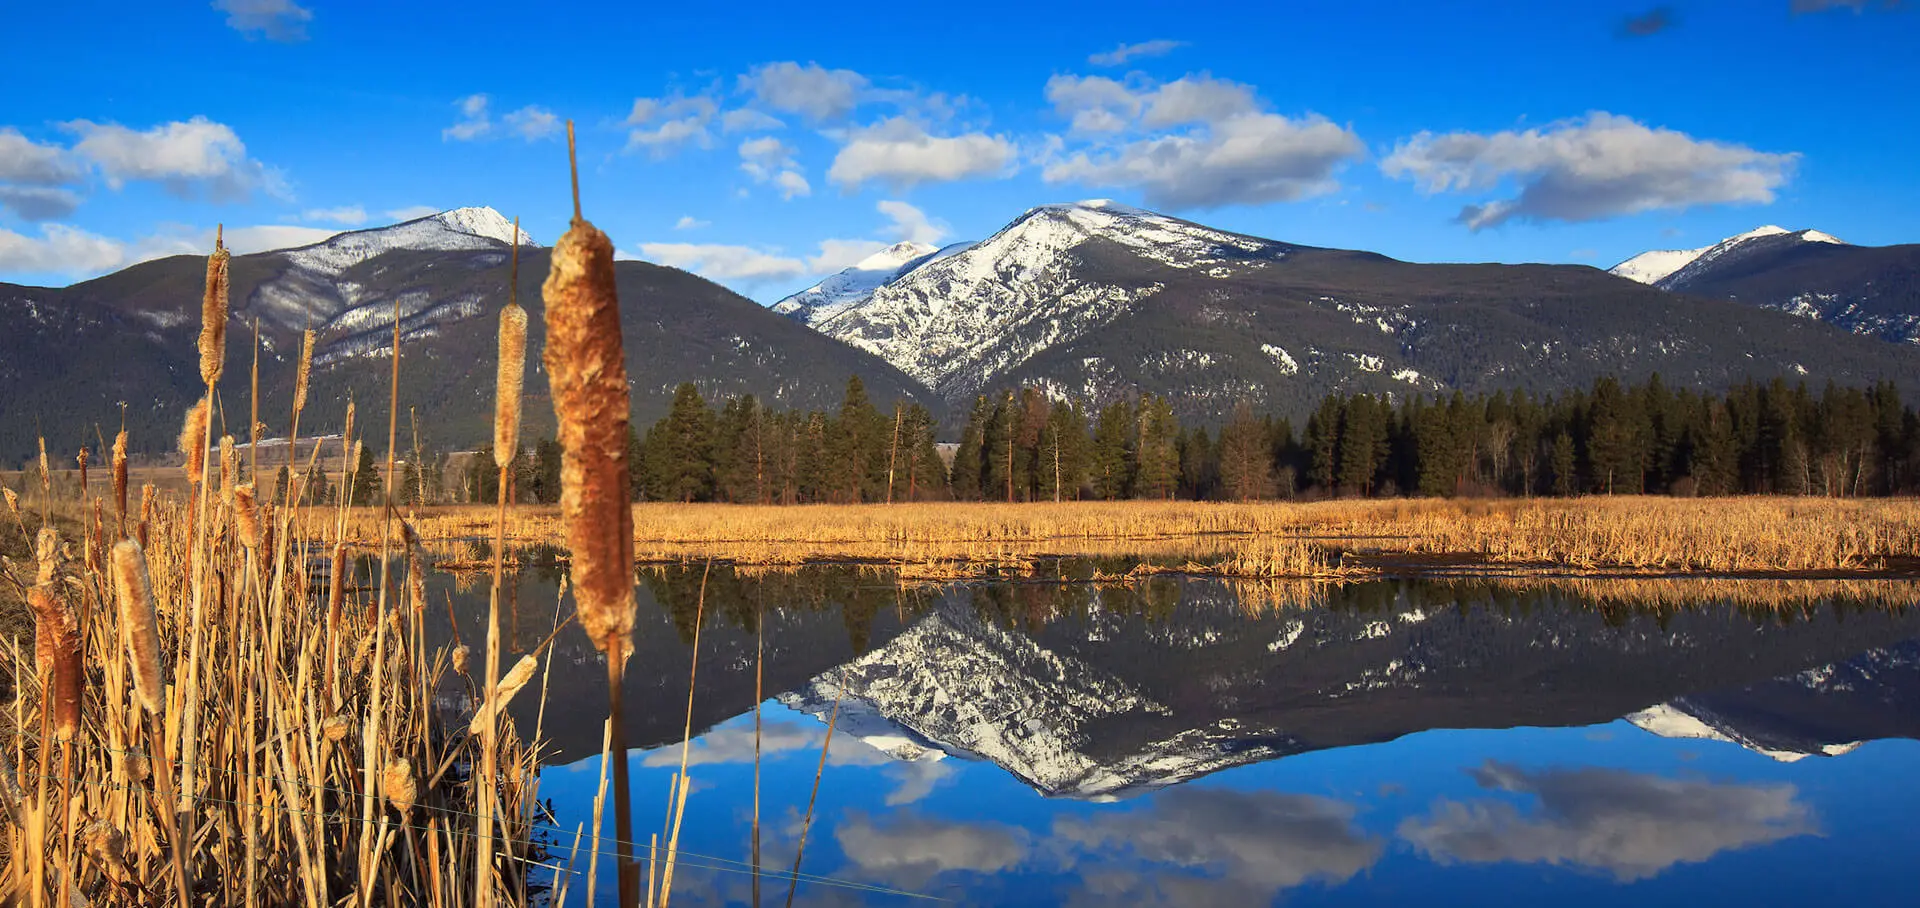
350;496;1920;580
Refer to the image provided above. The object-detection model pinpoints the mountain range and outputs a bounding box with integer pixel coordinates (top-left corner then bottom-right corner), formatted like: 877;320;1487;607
5;202;1920;461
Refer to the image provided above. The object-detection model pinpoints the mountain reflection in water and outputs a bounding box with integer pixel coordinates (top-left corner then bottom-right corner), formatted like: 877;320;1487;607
420;565;1920;905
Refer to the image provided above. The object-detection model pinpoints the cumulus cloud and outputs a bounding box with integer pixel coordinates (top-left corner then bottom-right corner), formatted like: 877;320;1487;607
1398;762;1817;881
806;238;893;273
1088;39;1187;67
503;106;561;140
720;108;785;134
444;96;560;143
877;199;948;245
638;242;808;283
0;223;128;277
1382;112;1799;229
737;137;811;199
62;116;284;201
443;94;493;141
740;62;870;122
0;128;80;185
214;0;312;42
301;205;367;225
828;118;1016;190
624;92;721;155
1052;788;1383;907
0;187;82;221
1043;74;1362;209
672;215;709;230
834;811;1029;890
385;205;440;222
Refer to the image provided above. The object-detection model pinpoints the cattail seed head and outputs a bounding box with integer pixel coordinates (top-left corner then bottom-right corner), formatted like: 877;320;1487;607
293;330;315;414
220;435;238;506
34;527;61;587
451;644;471;675
28;585;82;740
139;485;155;549
76;447;89;497
180;396;210;483
542;219;636;658
495;304;528;469
342;400;356;461
3;488;18;521
112;430;128;526
468;654;540;736
327;542;348;634
382;759;418;815
111;541;165;715
38;437;49;495
321;716;352;742
200;239;230;386
234;483;261;550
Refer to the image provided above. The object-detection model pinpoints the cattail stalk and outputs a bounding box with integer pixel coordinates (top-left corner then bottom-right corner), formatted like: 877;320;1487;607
544;121;640;906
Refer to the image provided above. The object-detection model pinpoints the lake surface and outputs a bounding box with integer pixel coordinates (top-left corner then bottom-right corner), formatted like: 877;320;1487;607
419;565;1920;906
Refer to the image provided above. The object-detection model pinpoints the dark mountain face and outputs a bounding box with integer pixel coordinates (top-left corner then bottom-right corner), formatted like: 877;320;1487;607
0;241;932;463
1661;240;1920;346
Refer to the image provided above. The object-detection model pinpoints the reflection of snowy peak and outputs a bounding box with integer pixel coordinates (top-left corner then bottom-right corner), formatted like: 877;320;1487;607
771;241;941;325
809;200;1289;397
779;601;1293;799
1609;226;1846;288
1626;703;1847;762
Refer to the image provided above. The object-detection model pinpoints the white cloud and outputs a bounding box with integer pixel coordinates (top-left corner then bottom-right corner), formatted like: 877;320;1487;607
1141;75;1259;128
624;92;720;154
1043;73;1363;209
385;205;440;222
828;118;1016;190
626;118;711;155
834;811;1029;890
214;0;312;42
0;223;128;277
503;105;561;140
672;215;709;230
443;94;492;141
301;205;367;225
638;242;808;283
223;224;339;252
1054;788;1383;907
740;62;870;122
1045;112;1362;209
1380;112;1799;229
627;93;719;127
0;128;80;184
773;170;811;200
1088;39;1187;67
807;238;891;272
877;199;948;244
736;137;811;200
1398;762;1816;881
0;186;82;221
720;109;784;134
63;116;284;201
639;722;820;767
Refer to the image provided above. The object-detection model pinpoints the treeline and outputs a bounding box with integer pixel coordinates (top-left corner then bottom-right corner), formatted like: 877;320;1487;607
466;374;1920;504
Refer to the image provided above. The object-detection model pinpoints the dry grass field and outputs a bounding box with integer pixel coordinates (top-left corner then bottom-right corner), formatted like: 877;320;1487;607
350;496;1920;579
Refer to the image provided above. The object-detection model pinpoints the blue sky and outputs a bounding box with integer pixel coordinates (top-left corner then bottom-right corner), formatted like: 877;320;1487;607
0;0;1913;301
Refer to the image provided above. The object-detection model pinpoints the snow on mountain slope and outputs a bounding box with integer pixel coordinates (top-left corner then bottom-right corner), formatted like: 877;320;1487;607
281;206;536;277
771;241;938;325
251;206;537;332
1609;226;1847;287
813;200;1287;395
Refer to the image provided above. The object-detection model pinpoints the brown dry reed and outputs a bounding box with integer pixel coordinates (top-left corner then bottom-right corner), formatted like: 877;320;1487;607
111;430;128;525
294;329;316;413
179;396;210;482
199;230;230;386
542;213;635;655
110;540;165;714
495;303;528;468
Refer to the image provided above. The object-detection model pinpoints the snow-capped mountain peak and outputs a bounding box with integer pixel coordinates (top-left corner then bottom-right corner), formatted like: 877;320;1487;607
1610;225;1848;287
772;240;939;324
804;200;1288;395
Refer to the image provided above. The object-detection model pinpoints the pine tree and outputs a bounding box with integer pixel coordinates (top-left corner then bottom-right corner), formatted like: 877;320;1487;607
1218;402;1276;500
644;382;715;502
950;396;988;501
1132;396;1180;499
1091;399;1132;500
1305;396;1341;492
350;442;378;505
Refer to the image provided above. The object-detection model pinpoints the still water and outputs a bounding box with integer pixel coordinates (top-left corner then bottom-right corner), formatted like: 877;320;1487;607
421;565;1920;906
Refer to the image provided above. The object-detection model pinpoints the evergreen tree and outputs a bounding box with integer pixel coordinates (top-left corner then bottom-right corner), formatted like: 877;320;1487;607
350;443;378;505
1217;402;1276;500
1132;396;1180;499
644;382;714;502
828;376;884;502
950;396;988;501
1305;396;1342;492
1037;401;1089;502
1091;399;1132;500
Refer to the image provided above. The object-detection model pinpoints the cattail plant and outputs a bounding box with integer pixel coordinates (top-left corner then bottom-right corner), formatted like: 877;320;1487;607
180;397;210;483
295;330;315;414
200;227;229;386
476;215;527;908
111;541;165;714
27;585;81;740
467;654;539;736
234;483;261;551
544;121;640;907
76;447;89;498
